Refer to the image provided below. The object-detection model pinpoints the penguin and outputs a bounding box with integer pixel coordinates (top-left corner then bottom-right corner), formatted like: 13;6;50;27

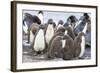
47;36;63;59
23;11;43;43
65;25;76;40
56;20;64;30
23;20;28;34
29;23;40;44
74;13;90;36
73;32;85;59
85;17;91;47
73;22;88;59
45;19;56;27
38;11;44;24
74;13;91;47
32;24;46;55
45;19;56;46
64;15;78;30
61;30;74;60
46;26;65;59
23;12;41;28
54;26;65;36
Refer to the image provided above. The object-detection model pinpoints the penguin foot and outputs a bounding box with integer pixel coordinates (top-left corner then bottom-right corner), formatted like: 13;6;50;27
85;44;91;48
85;43;91;47
37;51;41;54
62;58;72;60
78;57;85;59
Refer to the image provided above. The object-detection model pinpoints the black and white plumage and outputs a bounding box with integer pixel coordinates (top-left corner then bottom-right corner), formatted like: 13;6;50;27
29;23;40;43
73;22;88;59
64;15;78;30
73;32;85;58
23;11;44;43
45;19;56;46
74;13;90;35
32;25;46;55
45;19;56;27
23;13;41;27
56;20;64;30
38;11;44;24
74;13;91;47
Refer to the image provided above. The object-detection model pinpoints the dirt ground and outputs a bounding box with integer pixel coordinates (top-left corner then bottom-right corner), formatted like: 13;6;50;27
22;40;91;63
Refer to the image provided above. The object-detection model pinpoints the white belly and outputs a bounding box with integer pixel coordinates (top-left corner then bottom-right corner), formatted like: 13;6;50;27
79;36;85;57
30;31;34;44
74;20;82;29
23;22;28;34
62;40;66;48
34;29;45;52
45;25;54;44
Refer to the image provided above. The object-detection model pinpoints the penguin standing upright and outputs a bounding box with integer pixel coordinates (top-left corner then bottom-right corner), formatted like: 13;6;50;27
65;25;76;40
29;23;40;44
23;12;41;34
23;11;43;43
74;32;85;58
56;20;64;30
64;15;78;30
61;30;74;60
38;11;44;24
32;25;45;55
47;26;65;59
45;19;56;46
73;22;87;59
47;36;63;59
74;13;90;36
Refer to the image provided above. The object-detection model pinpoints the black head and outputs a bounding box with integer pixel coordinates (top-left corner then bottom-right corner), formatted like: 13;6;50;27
58;20;64;25
24;13;41;25
47;19;53;24
83;13;89;20
24;13;34;21
47;19;56;28
67;15;78;23
38;11;43;14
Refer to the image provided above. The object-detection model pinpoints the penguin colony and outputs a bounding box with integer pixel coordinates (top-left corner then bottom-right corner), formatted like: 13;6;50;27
23;11;91;60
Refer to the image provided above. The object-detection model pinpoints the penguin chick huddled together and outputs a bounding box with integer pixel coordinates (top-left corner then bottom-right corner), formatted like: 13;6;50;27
56;20;64;30
23;11;90;60
45;19;56;48
64;15;78;30
47;26;65;59
73;32;85;59
61;30;75;60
